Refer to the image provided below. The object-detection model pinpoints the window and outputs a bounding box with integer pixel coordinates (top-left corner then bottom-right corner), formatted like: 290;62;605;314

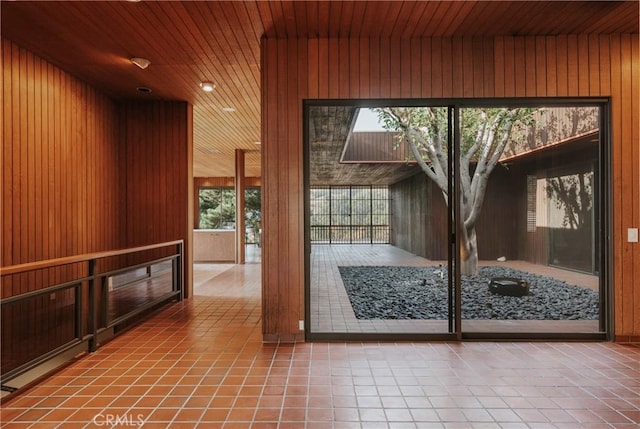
310;186;389;244
198;188;235;229
245;188;261;244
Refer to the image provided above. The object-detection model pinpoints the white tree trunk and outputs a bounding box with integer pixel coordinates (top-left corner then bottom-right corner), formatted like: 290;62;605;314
460;226;478;276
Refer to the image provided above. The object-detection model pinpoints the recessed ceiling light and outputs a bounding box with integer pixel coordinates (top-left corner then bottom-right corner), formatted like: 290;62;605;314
136;86;152;93
222;107;236;112
131;57;151;69
200;81;216;92
253;141;261;145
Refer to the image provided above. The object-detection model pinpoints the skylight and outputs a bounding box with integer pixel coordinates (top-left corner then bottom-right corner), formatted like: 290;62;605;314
353;108;387;132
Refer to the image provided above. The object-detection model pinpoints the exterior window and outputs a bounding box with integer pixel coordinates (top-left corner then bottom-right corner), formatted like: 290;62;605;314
198;188;235;229
245;188;262;244
310;186;389;244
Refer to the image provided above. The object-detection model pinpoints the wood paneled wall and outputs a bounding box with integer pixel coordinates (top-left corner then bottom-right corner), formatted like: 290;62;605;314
389;173;437;258
2;38;194;297
2;39;119;363
118;101;193;297
261;35;639;341
390;167;518;262
2;38;121;290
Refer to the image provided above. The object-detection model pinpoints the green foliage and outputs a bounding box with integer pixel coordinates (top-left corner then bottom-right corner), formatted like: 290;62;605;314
198;187;262;243
199;188;236;229
372;106;538;275
245;188;262;243
375;106;536;163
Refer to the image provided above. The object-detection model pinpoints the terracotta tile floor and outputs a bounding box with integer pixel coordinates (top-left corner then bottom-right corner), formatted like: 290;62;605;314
2;262;640;428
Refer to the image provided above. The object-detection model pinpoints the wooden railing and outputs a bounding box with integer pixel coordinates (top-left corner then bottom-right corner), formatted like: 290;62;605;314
0;241;184;390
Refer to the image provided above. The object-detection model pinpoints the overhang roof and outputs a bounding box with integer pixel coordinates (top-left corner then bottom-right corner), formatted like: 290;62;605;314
1;1;637;178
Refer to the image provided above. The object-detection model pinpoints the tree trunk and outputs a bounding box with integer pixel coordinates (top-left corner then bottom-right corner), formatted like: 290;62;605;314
460;226;478;276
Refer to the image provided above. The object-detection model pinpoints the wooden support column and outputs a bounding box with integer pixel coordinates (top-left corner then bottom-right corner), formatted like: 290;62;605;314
235;149;246;264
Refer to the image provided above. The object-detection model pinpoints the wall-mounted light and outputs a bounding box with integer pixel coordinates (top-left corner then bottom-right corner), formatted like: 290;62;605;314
200;81;216;92
131;57;151;69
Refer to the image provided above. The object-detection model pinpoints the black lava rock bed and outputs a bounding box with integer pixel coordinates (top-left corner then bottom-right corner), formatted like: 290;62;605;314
338;265;599;320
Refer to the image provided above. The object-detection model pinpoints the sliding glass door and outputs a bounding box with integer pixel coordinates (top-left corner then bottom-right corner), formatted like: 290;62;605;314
458;104;605;337
305;99;608;341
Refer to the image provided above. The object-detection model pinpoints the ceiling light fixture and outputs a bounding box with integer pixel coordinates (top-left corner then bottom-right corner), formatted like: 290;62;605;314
222;107;236;112
200;81;216;92
131;57;151;69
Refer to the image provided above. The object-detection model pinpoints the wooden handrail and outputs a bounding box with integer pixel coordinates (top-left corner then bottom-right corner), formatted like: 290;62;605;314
0;240;183;276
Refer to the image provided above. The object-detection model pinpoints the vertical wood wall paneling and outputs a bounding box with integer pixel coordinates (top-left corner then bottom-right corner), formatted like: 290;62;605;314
410;38;422;97
338;38;349;99
288;38;302;337
307;38;319;99
119;101;191;283
2;41;13;270
274;39;290;336
368;38;380;99
567;36;579;95
451;37;464;98
296;38;308;331
471;37;483;97
524;37;537;96
441;38;454;97
618;34;635;335
556;35;569;95
632;34;640;334
262;38;278;337
261;35;640;340
608;35;624;333
2;39;123;357
493;37;505;97
534;36;547;96
420;38;432;98
380;37;391;98
350;38;361;99
513;37;526;97
2;38;120;273
396;38;409;98
546;37;558;96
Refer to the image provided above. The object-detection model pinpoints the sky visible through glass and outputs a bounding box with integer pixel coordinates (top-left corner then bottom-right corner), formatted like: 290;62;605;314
353;108;387;131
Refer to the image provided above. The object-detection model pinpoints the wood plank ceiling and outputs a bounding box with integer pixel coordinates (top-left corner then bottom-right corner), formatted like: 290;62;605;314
1;1;637;178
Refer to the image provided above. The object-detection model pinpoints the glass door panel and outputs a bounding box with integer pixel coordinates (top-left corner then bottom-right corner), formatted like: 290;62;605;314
458;105;604;335
307;105;454;338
